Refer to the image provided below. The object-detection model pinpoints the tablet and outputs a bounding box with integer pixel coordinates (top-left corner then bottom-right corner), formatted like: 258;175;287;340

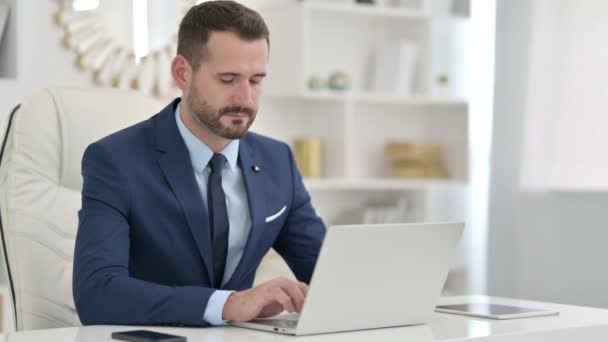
435;303;559;320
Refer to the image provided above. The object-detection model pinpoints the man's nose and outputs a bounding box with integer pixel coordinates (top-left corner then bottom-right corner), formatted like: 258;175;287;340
232;80;255;107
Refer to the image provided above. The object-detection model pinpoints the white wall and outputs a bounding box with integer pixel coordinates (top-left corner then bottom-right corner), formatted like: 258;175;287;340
0;0;285;133
0;0;93;138
14;1;92;88
488;0;608;308
520;0;608;191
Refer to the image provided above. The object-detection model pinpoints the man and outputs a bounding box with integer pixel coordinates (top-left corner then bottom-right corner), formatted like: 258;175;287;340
73;1;326;326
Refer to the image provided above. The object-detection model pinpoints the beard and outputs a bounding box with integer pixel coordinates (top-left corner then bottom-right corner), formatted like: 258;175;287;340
186;83;257;140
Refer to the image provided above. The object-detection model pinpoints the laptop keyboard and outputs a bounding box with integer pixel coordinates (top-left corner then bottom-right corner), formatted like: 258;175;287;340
254;318;298;328
250;313;300;328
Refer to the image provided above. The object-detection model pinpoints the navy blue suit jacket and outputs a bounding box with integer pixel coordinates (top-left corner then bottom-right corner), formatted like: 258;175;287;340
73;99;326;326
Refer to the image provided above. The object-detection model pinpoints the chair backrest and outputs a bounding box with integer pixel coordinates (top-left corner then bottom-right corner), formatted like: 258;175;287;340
0;88;162;330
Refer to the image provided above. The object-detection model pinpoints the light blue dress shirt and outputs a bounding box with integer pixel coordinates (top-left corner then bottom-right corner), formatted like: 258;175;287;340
175;103;252;325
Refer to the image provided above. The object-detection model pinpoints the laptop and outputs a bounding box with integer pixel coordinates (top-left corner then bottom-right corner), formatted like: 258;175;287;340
229;222;464;335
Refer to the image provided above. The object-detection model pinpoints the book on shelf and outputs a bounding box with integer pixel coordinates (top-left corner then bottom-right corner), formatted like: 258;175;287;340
370;40;418;96
385;141;449;179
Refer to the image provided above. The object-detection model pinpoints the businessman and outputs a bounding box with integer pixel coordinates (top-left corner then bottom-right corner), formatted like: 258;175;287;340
73;1;326;326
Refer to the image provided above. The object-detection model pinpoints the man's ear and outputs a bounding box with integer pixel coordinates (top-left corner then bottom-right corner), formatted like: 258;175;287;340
171;55;192;91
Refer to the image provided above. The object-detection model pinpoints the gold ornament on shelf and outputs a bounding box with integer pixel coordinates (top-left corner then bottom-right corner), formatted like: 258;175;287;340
293;137;323;178
385;141;449;179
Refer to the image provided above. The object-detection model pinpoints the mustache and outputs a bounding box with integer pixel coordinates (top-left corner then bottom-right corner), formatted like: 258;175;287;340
220;106;255;117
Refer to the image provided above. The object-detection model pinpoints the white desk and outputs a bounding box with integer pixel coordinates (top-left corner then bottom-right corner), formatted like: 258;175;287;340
4;296;608;342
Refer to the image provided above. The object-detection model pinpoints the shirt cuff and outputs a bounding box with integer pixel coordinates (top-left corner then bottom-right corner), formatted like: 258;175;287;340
203;290;235;326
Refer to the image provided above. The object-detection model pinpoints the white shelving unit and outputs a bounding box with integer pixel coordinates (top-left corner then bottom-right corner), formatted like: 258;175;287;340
254;0;470;292
304;178;465;191
299;1;433;21
274;90;467;106
255;0;469;210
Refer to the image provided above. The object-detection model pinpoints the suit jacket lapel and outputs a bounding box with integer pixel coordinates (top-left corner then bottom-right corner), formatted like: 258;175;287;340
154;99;214;284
225;136;266;288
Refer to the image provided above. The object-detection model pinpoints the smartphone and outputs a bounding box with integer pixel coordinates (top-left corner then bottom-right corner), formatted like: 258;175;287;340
111;330;187;342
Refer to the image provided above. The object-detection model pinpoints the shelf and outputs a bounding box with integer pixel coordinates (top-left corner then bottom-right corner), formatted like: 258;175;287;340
302;1;430;19
304;178;465;191
266;91;467;107
260;0;470;230
353;92;466;106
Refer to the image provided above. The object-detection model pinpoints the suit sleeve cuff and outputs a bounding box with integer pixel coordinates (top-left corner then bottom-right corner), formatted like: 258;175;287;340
203;290;234;326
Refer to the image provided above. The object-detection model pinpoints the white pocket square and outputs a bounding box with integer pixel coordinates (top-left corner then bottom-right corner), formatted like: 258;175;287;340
265;205;286;223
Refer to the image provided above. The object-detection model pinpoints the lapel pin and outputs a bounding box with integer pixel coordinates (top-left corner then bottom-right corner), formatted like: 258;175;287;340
252;165;261;172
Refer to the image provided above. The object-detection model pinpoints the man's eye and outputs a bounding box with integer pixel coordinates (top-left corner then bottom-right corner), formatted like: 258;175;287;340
220;78;235;84
250;79;261;85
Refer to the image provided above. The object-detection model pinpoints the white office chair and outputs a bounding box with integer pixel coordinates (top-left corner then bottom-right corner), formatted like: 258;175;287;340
0;88;162;330
0;87;293;331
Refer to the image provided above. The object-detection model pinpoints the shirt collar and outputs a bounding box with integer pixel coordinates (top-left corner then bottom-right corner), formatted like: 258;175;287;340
175;102;240;174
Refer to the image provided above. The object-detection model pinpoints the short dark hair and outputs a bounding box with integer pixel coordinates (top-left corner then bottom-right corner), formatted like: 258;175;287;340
177;0;270;70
